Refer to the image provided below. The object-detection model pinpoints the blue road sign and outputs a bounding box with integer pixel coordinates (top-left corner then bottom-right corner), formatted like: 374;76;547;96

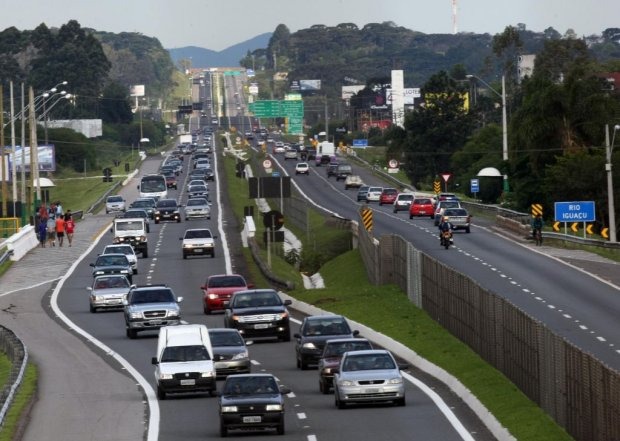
352;139;368;147
470;178;479;193
554;201;596;222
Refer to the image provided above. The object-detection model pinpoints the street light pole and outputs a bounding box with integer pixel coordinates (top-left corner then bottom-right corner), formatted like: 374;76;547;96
467;74;509;192
606;124;619;243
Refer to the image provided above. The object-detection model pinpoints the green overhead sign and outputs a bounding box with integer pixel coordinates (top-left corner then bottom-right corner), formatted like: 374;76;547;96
248;100;304;134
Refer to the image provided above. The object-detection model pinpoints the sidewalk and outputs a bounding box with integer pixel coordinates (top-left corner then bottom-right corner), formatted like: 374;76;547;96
0;213;145;441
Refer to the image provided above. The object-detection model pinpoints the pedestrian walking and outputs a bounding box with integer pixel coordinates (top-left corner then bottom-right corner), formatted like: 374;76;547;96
38;220;47;248
55;201;64;217
38;204;49;223
46;216;56;247
55;215;66;247
65;212;75;247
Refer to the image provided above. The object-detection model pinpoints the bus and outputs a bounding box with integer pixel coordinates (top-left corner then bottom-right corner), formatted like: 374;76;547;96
138;174;167;200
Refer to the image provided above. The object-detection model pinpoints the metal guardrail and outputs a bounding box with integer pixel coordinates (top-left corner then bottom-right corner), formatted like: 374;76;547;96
0;326;29;425
0;249;14;266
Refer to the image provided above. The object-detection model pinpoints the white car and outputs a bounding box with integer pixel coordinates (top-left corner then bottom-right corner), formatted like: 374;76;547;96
102;244;138;274
393;193;415;213
295;162;309;175
181;228;217;259
105;195;126;214
274;145;286;154
187;180;208;192
366;187;383;203
284;149;298;160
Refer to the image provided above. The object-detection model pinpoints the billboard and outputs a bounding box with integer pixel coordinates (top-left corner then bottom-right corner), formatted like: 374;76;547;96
300;80;321;91
7;145;56;173
341;85;365;100
129;85;145;97
386;88;421;105
390;70;404;128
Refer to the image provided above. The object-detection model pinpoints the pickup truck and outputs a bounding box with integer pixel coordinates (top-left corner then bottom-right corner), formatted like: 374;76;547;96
111;217;148;257
344;175;363;190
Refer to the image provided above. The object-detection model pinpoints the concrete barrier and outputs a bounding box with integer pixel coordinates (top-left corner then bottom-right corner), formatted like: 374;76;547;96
7;225;38;262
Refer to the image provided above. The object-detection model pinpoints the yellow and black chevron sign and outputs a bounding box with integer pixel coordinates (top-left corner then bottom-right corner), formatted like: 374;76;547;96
360;206;373;232
531;204;543;217
433;180;441;194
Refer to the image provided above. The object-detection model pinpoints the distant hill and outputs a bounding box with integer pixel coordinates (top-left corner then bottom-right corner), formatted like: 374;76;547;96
167;32;272;67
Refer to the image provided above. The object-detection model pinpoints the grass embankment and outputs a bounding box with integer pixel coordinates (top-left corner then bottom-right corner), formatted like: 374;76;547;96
221;150;572;441
0;357;37;440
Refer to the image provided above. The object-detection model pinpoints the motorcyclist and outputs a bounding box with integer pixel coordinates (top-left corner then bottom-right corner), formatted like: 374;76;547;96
438;216;453;242
531;214;543;239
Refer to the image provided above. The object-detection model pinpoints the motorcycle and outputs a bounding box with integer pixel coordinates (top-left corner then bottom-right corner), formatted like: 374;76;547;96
440;230;453;249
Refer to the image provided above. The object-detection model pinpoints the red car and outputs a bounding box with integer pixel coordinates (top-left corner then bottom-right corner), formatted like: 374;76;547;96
409;197;436;219
379;188;398;205
201;274;252;314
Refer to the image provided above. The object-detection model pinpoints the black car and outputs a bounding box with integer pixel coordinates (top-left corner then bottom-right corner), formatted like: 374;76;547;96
90;253;133;284
294;315;359;370
219;374;290;437
189;168;210;183
356;185;369;202
129;198;156;219
326;162;339;178
224;289;292;341
154;198;181;223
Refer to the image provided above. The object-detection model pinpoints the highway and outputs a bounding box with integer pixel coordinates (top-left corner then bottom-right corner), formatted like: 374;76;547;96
269;146;620;372
55;131;493;440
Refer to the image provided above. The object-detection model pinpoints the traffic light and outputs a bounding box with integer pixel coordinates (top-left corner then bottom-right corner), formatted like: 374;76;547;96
102;168;113;182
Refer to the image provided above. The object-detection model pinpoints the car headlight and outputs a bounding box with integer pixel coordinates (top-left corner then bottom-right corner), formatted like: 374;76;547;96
302;342;317;349
277;311;289;320
200;371;215;378
339;380;354;387
155;210;160;215
221;406;238;413
207;293;219;300
167;310;179;318
94;270;104;275
129;312;142;319
387;377;403;385
232;350;249;360
139;236;146;241
322;368;332;374
121;270;130;274
266;404;282;411
93;295;104;302
159;373;173;380
112;238;121;244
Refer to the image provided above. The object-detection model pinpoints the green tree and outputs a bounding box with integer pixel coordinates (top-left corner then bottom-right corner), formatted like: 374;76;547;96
100;81;133;124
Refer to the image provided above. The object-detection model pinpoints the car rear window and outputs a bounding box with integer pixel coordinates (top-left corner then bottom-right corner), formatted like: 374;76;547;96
444;209;468;216
414;198;432;204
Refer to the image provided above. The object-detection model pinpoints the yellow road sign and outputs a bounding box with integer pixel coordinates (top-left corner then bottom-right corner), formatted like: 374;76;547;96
586;224;594;235
601;227;609;239
360;206;373;232
570;222;579;233
433;181;441;194
531;204;543;217
553;222;560;232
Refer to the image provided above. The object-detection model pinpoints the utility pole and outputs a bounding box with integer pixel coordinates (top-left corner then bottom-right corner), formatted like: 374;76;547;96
0;85;7;217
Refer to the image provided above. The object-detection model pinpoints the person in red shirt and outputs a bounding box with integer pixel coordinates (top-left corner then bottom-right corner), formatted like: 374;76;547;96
55;215;66;247
64;212;75;247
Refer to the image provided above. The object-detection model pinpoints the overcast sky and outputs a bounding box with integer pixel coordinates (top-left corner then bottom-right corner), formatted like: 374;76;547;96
1;0;617;51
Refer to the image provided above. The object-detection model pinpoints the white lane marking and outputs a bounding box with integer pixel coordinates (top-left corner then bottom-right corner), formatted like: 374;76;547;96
250;359;261;365
297;412;307;419
307;436;318;441
579;325;588;330
597;336;607;342
0;278;61;296
401;371;476;441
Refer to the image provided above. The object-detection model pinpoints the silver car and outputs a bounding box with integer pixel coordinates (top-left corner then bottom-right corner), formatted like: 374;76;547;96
188;184;209;199
184;197;211;220
334;349;406;408
105;195;126;214
87;275;131;313
366;187;383;203
208;328;252;377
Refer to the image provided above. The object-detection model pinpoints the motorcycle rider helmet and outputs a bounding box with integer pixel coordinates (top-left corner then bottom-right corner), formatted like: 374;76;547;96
443;216;449;221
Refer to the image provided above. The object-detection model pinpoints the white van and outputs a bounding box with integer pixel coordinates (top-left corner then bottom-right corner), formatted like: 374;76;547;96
152;324;216;399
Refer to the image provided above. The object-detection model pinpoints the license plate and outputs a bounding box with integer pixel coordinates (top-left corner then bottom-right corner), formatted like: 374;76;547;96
254;323;269;329
193;249;202;253
180;379;195;386
150;320;162;325
364;388;380;394
243;416;261;423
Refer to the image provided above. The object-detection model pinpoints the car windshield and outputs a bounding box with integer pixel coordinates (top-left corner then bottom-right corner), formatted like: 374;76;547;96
303;318;350;336
132;200;152;208
223;376;278;395
209;331;245;347
116;221;143;231
208;276;246;288
189;186;207;192
342;353;395;371
157;200;176;208
399;194;414;201
323;341;372;357
161;345;211;362
369;187;382;192
107;196;122;203
93;276;129;290
184;229;212;239
440;201;460;209
187;199;208;207
104;246;132;256
130;289;174;304
233;292;280;308
96;255;129;266
125;210;146;218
